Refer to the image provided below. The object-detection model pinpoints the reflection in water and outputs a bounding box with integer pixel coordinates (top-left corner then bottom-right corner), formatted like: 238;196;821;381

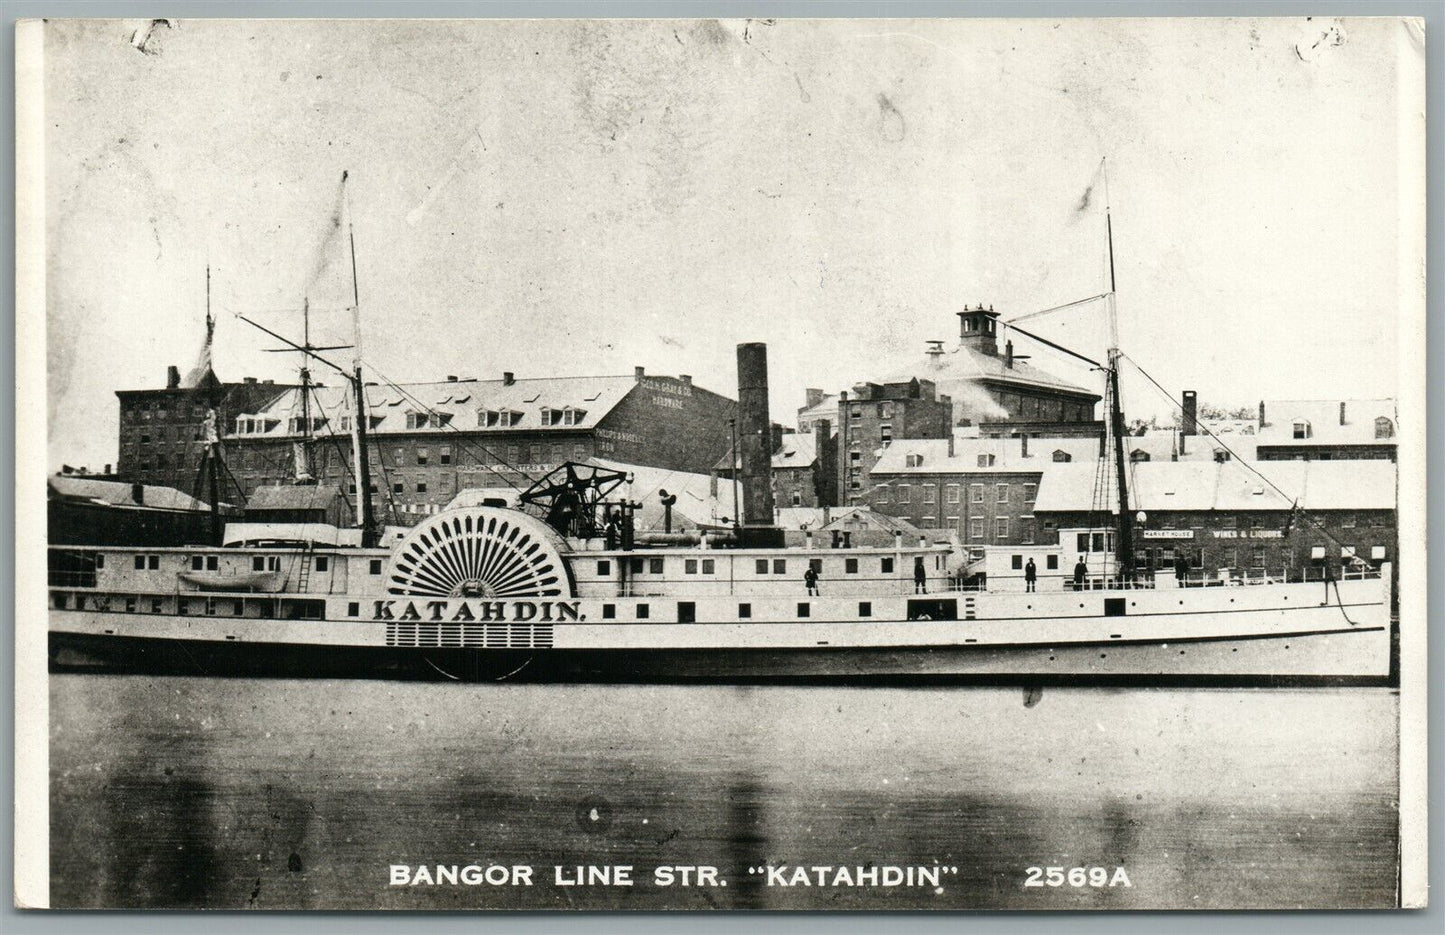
50;677;1399;909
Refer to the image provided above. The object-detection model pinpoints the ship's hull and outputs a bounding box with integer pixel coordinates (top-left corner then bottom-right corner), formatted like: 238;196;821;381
49;622;1392;686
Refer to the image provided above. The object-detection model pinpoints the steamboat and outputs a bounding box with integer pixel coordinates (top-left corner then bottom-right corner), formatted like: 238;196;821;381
46;175;1393;683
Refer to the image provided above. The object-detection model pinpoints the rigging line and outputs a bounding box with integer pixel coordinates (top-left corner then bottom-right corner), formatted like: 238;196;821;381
1119;353;1357;553
1000;321;1104;369
356;359;547;488
1003;292;1112;326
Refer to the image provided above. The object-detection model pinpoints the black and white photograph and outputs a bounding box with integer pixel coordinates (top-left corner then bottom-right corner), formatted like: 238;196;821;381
14;14;1427;911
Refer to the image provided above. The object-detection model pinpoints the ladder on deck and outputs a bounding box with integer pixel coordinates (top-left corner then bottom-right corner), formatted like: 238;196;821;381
295;547;313;592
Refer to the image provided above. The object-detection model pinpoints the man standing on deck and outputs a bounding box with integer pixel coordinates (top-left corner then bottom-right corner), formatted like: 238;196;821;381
1024;558;1037;593
804;565;820;596
913;557;927;594
1073;556;1088;591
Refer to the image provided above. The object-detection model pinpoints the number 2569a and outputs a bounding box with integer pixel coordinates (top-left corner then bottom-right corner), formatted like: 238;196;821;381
1024;867;1131;888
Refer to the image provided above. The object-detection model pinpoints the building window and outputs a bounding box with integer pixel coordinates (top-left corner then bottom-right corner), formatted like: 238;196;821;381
1252;546;1267;567
945;485;960;504
393;482;404;494
878;403;893;419
923;485;936;504
792;491;802;506
970;484;984;504
880;424;893;444
996;483;1008;503
897;485;910;504
1293;420;1311;439
970;518;984;540
995;518;1009;540
439;446;452;465
876;486;890;503
1375;417;1394;439
1022;523;1035;545
1023;483;1037;502
851;406;862;420
416;448;429;465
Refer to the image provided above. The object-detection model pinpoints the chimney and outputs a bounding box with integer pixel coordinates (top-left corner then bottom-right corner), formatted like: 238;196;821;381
1098;432;1107;458
1258;400;1266;429
502;371;515;386
771;423;784;454
1005;340;1014;369
805;387;824;410
634;366;646;381
735;343;783;547
103;463;111;475
680;374;692;388
813;418;837;507
947;433;955;458
166;365;180;389
1339;401;1347;425
243;376;258;384
1182;390;1198;436
132;483;145;505
447;375;458;382
262;379;273;385
1020;433;1029;458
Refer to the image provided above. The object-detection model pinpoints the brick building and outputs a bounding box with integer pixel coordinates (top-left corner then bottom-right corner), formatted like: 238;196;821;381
224;367;736;525
1255;399;1397;462
866;435;1102;554
115;364;294;495
836;378;954;505
922;305;1104;438
1032;460;1397;579
715;424;838;509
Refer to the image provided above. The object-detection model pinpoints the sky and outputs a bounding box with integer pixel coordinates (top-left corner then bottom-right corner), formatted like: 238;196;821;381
40;16;1417;470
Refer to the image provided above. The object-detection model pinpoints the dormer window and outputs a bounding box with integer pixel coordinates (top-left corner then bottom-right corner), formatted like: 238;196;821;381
1052;449;1072;462
405;411;452;430
1213;448;1231;463
288;416;328;434
479;408;522;428
1130;449;1150;463
1374;417;1394;439
1292;420;1311;439
976;453;995;467
905;454;924;468
540;406;589;427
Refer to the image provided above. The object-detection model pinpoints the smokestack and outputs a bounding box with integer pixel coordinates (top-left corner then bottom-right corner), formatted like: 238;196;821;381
502;371;514;386
1339;401;1347;425
813;418;837;508
1005;340;1014;369
1182;390;1198;436
736;343;783;547
634;366;646;381
166;365;180;389
805;388;824;410
132;483;145;505
1020;433;1029;458
1258;401;1266;429
771;424;784;454
947;433;955;458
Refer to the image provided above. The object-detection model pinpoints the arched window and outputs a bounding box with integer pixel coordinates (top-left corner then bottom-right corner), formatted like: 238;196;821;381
1374;417;1394;439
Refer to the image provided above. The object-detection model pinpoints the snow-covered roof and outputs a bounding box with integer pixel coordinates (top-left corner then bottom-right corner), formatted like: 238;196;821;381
1033;460;1396;513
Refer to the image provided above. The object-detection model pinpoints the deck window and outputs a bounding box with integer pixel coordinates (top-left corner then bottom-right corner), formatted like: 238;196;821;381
845;558;858;574
702;559;715;574
797;603;810;618
685;559;698;574
602;604;616;620
369;559;382;575
859;601;872;617
597;560;611;576
649;558;664;574
738;603;752;618
315;556;329;572
773;559;787;574
134;555;145;570
348;602;360;617
756;559;768;574
881;557;894;573
636;604;650;620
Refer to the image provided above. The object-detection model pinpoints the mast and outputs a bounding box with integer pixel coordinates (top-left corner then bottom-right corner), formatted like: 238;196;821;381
295;296;315;483
343;170;377;547
1102;162;1135;579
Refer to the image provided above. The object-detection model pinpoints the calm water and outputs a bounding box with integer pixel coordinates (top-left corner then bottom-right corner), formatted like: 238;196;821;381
49;676;1399;910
